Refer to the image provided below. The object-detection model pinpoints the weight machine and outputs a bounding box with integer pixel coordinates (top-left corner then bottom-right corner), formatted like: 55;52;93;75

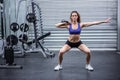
20;0;55;58
2;0;55;58
0;0;55;69
0;0;22;69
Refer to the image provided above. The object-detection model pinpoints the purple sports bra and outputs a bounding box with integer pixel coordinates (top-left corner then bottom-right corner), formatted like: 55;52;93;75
69;23;81;34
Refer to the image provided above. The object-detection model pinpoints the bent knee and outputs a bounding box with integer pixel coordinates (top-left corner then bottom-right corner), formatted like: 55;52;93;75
85;49;91;54
59;49;65;55
59;47;69;53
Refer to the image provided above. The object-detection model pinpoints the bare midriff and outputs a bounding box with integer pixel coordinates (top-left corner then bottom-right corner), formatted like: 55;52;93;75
68;34;80;43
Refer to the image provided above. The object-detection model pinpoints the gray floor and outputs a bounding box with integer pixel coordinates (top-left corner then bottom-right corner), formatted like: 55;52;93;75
0;51;120;80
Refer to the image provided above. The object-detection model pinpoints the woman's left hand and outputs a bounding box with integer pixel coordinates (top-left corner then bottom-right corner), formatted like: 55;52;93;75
104;18;111;23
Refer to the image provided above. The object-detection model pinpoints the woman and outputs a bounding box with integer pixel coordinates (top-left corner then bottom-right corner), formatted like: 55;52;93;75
54;11;111;71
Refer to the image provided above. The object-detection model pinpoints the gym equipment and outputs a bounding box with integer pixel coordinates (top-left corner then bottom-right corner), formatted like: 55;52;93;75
26;1;55;58
0;0;3;3
13;0;29;57
61;20;71;25
19;32;55;58
14;1;54;58
0;0;24;69
0;39;4;57
19;32;50;46
0;64;23;69
26;13;36;23
0;3;4;39
4;46;14;65
30;1;43;48
6;35;18;46
10;22;19;32
0;38;22;69
20;23;29;32
19;34;28;42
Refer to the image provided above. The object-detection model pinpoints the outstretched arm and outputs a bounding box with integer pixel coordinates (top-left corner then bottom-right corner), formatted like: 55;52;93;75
81;18;111;28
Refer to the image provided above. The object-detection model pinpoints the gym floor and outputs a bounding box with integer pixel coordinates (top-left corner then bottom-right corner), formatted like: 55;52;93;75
0;51;120;80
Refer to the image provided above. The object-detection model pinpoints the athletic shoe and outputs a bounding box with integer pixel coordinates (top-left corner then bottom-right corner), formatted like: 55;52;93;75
54;64;62;71
85;64;94;71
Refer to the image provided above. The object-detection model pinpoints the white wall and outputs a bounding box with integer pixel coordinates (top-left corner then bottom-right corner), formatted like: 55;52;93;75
35;0;117;51
3;0;118;51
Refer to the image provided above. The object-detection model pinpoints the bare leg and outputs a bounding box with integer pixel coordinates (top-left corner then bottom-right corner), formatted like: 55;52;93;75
58;44;71;65
54;44;71;71
78;44;91;64
78;44;94;71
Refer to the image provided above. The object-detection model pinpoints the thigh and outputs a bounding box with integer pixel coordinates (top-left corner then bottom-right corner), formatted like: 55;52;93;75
78;44;90;53
60;44;71;53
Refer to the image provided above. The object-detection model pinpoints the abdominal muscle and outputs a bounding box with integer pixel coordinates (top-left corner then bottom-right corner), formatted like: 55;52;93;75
68;34;80;43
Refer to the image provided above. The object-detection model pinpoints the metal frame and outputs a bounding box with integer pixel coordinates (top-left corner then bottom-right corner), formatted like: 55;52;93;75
117;0;120;51
0;4;1;38
0;3;4;39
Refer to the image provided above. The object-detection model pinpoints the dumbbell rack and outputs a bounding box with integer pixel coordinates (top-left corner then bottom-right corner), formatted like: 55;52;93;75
28;1;47;57
26;1;55;58
31;1;43;48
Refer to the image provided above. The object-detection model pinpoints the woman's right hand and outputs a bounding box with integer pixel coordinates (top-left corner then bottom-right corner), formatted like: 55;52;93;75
61;20;71;25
